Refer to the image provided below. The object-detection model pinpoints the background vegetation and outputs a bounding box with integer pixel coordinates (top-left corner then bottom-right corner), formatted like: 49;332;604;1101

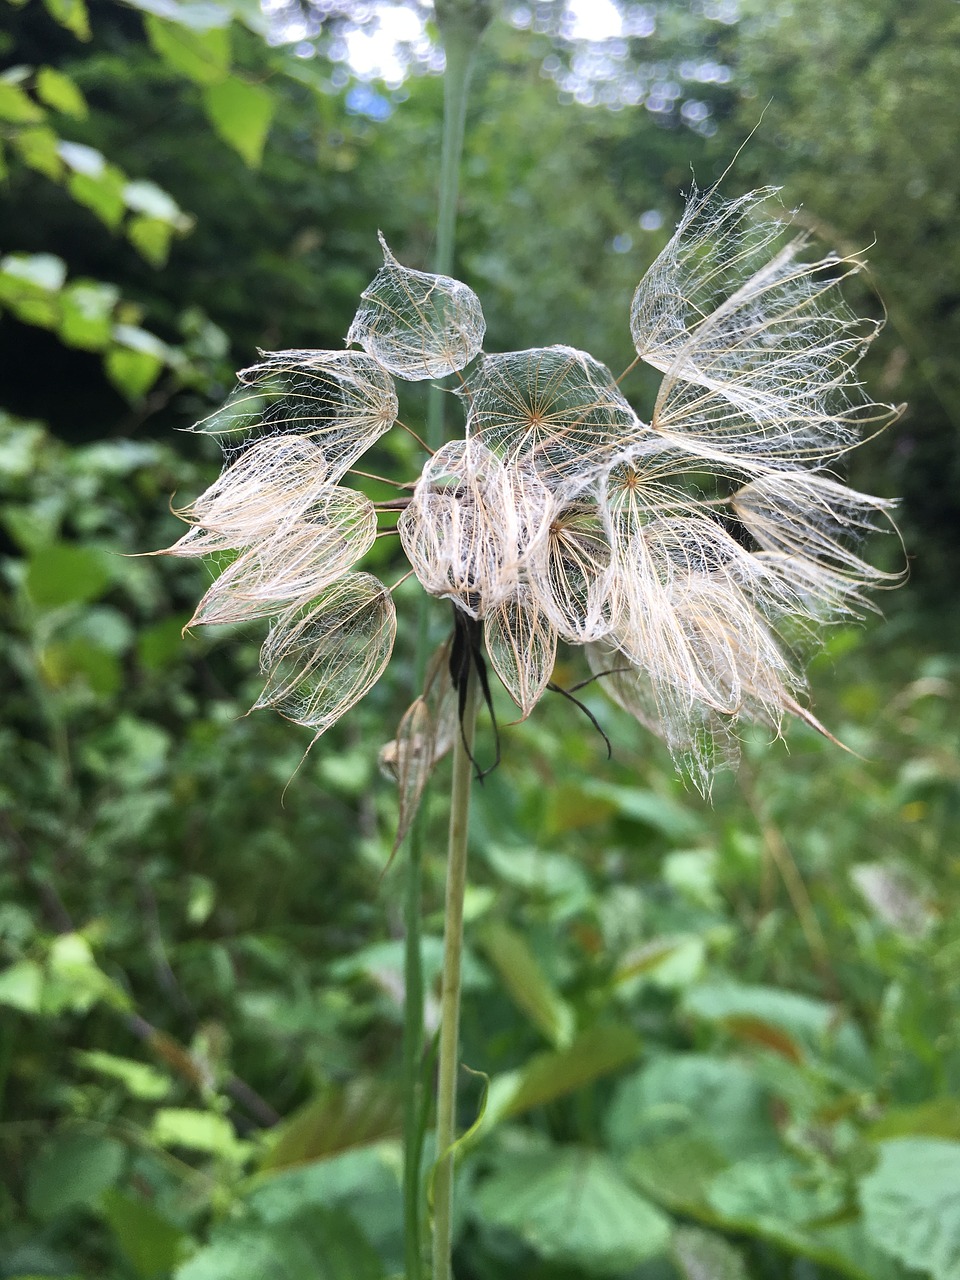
1;1;958;1277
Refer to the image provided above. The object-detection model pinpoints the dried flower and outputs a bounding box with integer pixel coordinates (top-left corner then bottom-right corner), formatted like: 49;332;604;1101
162;194;899;789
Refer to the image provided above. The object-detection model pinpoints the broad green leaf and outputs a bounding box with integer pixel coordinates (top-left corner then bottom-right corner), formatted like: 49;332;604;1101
201;78;276;168
176;1209;385;1280
57;139;105;176
127;214;175;267
24;542;112;608
625;1134;728;1216
74;1049;172;1101
145;15;230;85
151;1108;252;1161
127;0;232;30
582;780;705;841
869;1099;960;1143
477;920;575;1048
45;931;131;1013
0;252;65;327
260;1078;402;1172
67;164;127;230
474;1147;671;1275
36;66;88;117
672;1226;748;1280
13;125;62;178
0;959;44;1012
100;1189;183;1278
41;0;91;38
249;1145;401;1250
483;1025;642;1128
39;637;122;695
606;1053;780;1163
682;980;872;1078
707;1155;844;1239
0;252;66;293
105;347;165;401
123;178;186;222
0;80;44;122
58;280;118;350
860;1138;960;1280
26;1130;125;1218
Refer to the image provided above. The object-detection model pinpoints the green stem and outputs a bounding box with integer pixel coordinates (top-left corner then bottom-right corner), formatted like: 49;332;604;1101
431;662;479;1280
403;18;485;1279
427;22;477;451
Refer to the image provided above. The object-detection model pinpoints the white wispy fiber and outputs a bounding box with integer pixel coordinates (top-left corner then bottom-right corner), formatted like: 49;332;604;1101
161;195;899;789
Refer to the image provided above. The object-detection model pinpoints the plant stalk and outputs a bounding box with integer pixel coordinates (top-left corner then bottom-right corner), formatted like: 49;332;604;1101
403;14;486;1280
431;663;479;1280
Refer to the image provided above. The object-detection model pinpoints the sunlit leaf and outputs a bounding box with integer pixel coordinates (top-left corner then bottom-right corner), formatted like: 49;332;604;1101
201;77;276;168
36;66;88;117
145;14;230;85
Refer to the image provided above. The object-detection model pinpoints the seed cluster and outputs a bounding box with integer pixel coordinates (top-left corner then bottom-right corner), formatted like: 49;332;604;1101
162;186;898;787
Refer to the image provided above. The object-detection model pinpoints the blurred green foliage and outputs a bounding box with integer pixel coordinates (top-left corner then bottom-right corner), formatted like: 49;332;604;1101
2;1;959;1278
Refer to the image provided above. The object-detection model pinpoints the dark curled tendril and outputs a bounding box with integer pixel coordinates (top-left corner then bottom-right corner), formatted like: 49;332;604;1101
546;681;613;760
450;606;500;781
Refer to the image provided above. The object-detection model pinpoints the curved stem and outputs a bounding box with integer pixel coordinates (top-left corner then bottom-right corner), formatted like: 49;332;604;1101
431;663;479;1280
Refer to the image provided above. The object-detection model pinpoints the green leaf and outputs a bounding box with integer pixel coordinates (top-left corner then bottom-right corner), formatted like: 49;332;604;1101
127;214;175;268
474;1146;671;1275
682;980;872;1078
483;1025;642;1128
606;1053;780;1164
477;920;575;1048
105;347;164;401
24;542;112;609
123;178;187;222
0;252;66;293
0;959;44;1012
58;280;119;350
40;637;122;696
41;0;91;38
36;66;88;117
869;1099;960;1143
201;78;275;168
13;125;63;178
582;780;705;841
672;1226;749;1280
176;1209;385;1280
151;1108;252;1161
260;1078;402;1172
74;1049;172;1101
625;1134;728;1216
707;1155;844;1239
44;931;131;1013
860;1138;960;1280
0;80;44;122
145;15;230;85
66;165;127;230
100;1189;183;1278
25;1130;125;1218
128;0;232;30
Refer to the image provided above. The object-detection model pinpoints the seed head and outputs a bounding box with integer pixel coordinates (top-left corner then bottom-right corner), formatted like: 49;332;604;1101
161;188;900;789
